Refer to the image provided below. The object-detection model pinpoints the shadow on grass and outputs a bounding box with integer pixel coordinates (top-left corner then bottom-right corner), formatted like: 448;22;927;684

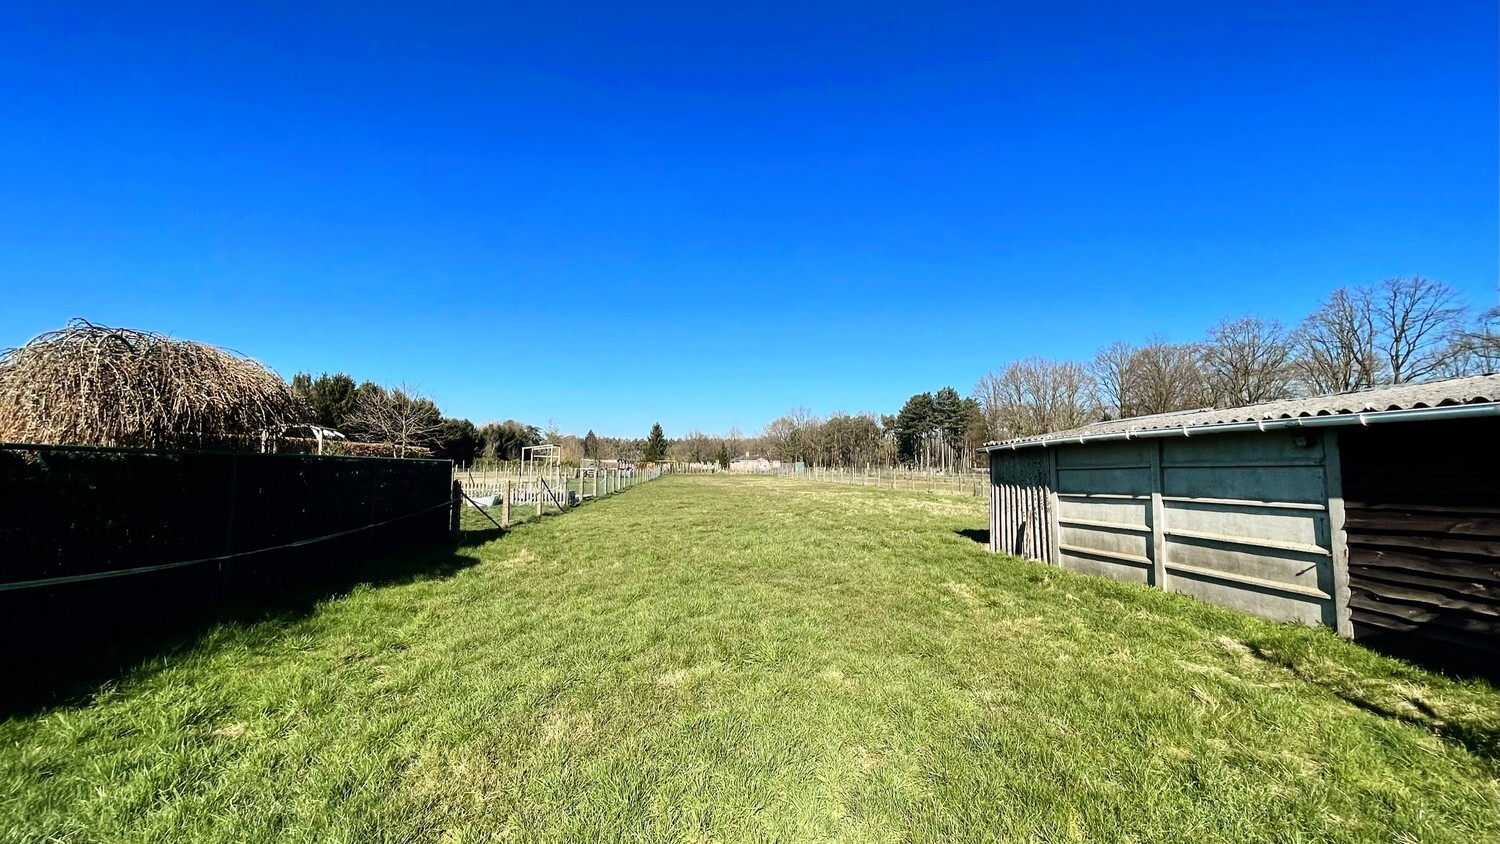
0;534;503;720
955;528;989;546
1247;642;1500;767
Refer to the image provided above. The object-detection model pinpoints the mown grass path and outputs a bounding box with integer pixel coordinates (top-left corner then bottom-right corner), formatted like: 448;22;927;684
3;475;1497;843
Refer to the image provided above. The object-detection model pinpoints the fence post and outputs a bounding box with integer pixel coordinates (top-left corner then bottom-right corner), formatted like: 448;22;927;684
368;466;379;560
502;481;511;528
221;455;238;600
450;480;462;543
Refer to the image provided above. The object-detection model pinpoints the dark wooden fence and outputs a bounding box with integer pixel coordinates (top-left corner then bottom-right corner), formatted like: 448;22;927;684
1340;420;1500;677
0;443;454;662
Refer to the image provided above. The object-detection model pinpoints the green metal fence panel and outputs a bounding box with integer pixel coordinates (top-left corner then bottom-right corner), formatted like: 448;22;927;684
0;443;453;662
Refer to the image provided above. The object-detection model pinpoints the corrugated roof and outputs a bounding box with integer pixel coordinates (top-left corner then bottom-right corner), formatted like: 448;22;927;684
984;373;1500;449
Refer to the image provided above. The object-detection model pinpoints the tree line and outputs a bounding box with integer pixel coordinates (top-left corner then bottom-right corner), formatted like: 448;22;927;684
290;372;541;461
662;387;986;472
670;276;1498;472
975;277;1499;441
289;276;1495;471
291;372;674;466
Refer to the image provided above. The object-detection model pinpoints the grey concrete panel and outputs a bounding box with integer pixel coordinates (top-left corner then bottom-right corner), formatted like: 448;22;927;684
1060;549;1153;584
1164;500;1326;548
1161;430;1326;467
1056;496;1150;527
1055;440;1152;470
1167;568;1332;627
1163;465;1326;504
1060;523;1153;561
1056;466;1154;495
1164;536;1330;594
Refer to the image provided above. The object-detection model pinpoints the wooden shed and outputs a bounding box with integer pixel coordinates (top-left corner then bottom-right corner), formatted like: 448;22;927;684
982;374;1500;675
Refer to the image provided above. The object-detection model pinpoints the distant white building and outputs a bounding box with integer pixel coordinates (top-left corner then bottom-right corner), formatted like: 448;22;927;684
729;454;780;473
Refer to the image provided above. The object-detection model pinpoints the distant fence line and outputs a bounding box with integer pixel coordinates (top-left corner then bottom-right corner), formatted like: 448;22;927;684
455;463;665;528
792;465;989;497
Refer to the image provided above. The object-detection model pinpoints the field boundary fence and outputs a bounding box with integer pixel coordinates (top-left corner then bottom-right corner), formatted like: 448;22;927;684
1;443;454;663
454;461;664;528
790;465;989;497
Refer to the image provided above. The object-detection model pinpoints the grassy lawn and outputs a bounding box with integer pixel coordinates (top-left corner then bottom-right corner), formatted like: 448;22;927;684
3;474;1497;843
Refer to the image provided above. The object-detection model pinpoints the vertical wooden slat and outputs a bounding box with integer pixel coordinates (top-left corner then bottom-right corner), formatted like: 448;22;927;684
988;472;998;553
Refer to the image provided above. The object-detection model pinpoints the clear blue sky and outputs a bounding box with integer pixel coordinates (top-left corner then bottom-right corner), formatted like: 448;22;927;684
3;2;1495;438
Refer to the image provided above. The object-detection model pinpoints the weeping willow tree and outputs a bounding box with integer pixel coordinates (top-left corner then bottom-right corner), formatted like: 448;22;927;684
0;320;298;449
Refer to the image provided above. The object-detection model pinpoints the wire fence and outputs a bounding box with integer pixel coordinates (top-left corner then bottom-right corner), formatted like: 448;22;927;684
455;463;665;529
791;465;990;497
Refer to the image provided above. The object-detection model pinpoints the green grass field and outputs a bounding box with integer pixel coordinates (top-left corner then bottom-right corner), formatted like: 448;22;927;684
3;475;1497;843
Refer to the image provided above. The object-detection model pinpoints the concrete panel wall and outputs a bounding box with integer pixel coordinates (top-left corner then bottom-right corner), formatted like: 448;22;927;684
1054;442;1155;584
990;430;1345;633
1158;432;1337;627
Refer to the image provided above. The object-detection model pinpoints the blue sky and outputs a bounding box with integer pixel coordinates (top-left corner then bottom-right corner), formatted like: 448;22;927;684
3;1;1495;437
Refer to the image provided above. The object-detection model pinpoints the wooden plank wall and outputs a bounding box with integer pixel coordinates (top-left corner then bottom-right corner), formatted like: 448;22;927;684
991;450;1054;562
1339;419;1500;676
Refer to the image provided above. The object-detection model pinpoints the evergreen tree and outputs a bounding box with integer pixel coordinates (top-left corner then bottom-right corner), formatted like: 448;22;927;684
291;372;358;429
642;422;668;462
893;392;935;466
932;386;967;468
434;418;481;463
583;429;599;459
477;420;541;460
715;442;731;470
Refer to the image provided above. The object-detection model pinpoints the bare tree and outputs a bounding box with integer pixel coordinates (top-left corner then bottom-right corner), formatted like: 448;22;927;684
1129;338;1209;415
1090;341;1137;418
762;407;812;462
1370;276;1468;383
1293;287;1381;393
1439;305;1500;377
975;357;1098;439
1088;338;1208;418
1294;279;1468;392
347;382;444;457
1202;315;1295;407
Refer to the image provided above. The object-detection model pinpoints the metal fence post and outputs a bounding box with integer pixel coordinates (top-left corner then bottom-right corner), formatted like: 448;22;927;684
368;466;379;560
450;480;462;543
222;455;238;600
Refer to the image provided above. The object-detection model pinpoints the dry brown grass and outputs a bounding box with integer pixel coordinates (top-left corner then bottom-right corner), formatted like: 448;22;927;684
0;319;297;449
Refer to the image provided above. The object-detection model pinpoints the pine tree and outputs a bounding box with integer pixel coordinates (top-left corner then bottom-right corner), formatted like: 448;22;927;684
642;423;668;462
932;386;966;470
893;392;935;467
291;372;358;429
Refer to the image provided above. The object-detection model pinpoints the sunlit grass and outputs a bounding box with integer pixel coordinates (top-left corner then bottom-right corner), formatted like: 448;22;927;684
3;474;1497;843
